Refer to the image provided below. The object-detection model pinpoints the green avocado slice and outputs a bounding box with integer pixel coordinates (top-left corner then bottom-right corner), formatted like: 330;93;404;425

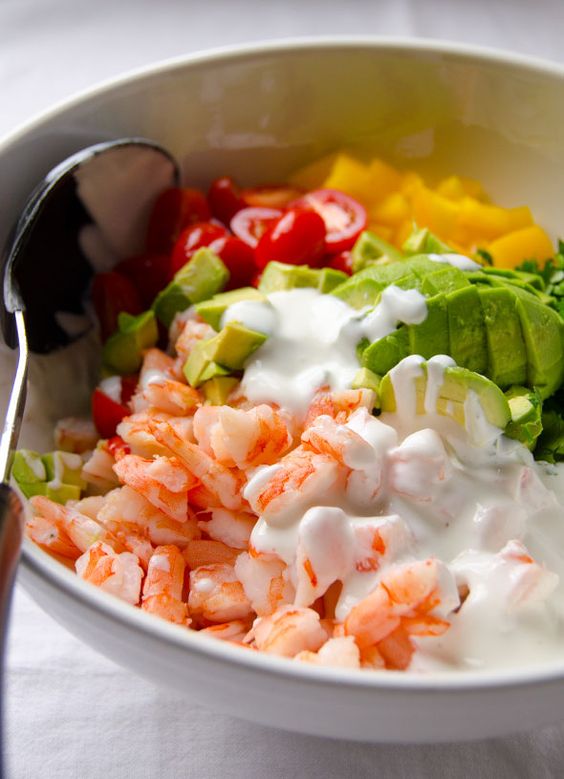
478;286;527;388
421;267;470;296
408;294;449;359
195;287;265;330
446;286;488;375
361;327;410;375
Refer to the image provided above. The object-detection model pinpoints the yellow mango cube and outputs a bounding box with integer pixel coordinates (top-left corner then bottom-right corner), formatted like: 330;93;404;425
411;185;460;238
394;219;415;247
458;198;513;240
436;176;468;202
401;171;424;197
322;153;375;202
367;222;394;242
370;192;410;227
488;226;554;269
507;206;534;232
367;158;402;202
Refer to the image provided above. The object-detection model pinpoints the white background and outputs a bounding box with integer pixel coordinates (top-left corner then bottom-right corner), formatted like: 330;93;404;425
4;1;564;776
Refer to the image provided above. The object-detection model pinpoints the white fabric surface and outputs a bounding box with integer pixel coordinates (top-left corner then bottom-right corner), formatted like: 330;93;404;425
4;1;564;776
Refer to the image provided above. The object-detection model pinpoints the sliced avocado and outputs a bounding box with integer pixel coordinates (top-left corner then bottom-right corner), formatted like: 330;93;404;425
402;225;453;256
446;286;488;374
102;310;158;375
195;287;265;330
504;385;543;449
42;451;86;489
379;361;511;430
421;266;470;296
351;368;381;407
404;255;450;279
183;322;267;388
481;266;546;292
202;376;240;405
512;288;564;398
46;483;82;504
152;248;229;327
361;327;410;375
351;230;404;273
478;286;528;387
355;261;418;287
331;277;383;309
408;294;449;359
258;262;320;293
317;267;349;293
11;450;46;485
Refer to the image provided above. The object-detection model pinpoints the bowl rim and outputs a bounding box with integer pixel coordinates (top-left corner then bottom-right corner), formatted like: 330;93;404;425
6;35;564;692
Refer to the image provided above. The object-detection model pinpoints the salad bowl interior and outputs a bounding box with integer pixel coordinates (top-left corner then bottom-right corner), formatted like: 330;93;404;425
3;39;564;742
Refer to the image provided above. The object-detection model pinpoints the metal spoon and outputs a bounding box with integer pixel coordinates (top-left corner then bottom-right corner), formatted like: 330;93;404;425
0;138;178;775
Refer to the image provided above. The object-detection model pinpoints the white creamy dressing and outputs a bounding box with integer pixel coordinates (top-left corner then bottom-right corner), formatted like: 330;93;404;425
226;286;427;417
222;287;564;672
427;253;482;271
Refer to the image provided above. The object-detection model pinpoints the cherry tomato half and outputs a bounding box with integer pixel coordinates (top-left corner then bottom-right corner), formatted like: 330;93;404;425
106;435;131;461
328;250;353;275
241;185;304;210
116;253;171;307
230;207;283;249
208;235;258;289
255;208;326;270
91;272;142;342
92;389;131;440
171;221;228;275
146;187;210;253
208;176;245;225
292;188;367;253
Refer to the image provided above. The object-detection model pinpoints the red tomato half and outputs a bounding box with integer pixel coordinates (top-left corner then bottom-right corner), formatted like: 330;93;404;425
91;272;142;342
208;235;258;289
170;221;228;275
208;176;245;225
92;389;130;440
292;189;366;253
230;207;283;249
255;208;326;270
329;250;353;275
146;187;210;253
241;185;304;210
116;253;171;307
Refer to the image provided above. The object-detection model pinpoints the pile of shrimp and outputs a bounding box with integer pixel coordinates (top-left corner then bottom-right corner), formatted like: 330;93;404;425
26;321;547;671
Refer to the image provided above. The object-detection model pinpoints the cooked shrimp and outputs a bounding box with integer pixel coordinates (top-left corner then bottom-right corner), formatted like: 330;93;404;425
250;605;328;657
174;319;215;361
388;429;452;503
244;445;341;521
188;563;253;623
142;379;201;417
81;444;120;491
304;388;375;428
149;419;248;511
200;508;257;550
234;553;294;616
200;620;252;644
141;544;189;625
295;636;361;669
194;404;293;470
30;495;122;553
54;417;99;454
117;411;175;458
344;559;459;668
26;514;81;560
76;541;144;605
114;454;197;522
183;539;240;569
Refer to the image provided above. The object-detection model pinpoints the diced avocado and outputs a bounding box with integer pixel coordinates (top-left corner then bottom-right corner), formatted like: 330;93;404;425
183;322;267;388
421;267;470;296
351;368;381;406
42;451;86;489
15;481;49;499
355;261;417;287
404;255;449;279
11;450;46;485
536;410;564;463
195;287;265;330
482;266;546;292
478;286;528;387
46;483;82;504
202;376;240;405
504;385;543;449
379;360;511;430
258;262;320;293
390;273;421;292
317;267;349;293
446;286;488;374
402;225;453;256
408;294;449;359
102;310;158;374
512;287;564;398
362;327;410;375
152;248;229;327
331;277;383;309
351;230;403;273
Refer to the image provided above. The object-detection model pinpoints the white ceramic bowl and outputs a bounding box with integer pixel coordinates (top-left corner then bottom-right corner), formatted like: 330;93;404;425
3;39;564;743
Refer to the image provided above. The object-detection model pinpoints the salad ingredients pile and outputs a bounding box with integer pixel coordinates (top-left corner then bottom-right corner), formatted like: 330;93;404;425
14;152;564;672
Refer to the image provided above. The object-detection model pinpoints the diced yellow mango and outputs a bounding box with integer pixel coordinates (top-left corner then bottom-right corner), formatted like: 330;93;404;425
401;171;424;196
367;158;402;202
394;219;415;247
323;154;375;202
436;176;468;201
459;177;486;200
367;223;394;242
458;198;514;240
411;185;460;238
488;226;554;269
289;153;338;190
370;192;410;227
507;206;534;232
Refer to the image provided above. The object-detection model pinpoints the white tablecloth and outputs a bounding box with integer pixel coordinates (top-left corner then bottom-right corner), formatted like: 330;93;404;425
4;2;564;776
